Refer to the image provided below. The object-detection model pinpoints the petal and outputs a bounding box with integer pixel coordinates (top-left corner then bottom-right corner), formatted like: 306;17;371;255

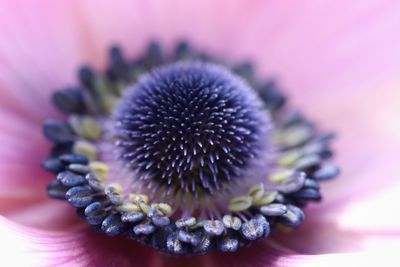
0;215;157;267
270;213;363;254
0;216;87;267
319;86;400;201
239;1;400;96
3;201;80;230
338;181;400;234
0;215;294;267
0;109;52;213
1;214;398;267
1;0;399;120
277;252;400;267
158;240;293;267
0;0;105;119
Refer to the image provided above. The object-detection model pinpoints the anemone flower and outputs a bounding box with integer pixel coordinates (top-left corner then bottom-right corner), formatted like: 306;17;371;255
1;1;400;266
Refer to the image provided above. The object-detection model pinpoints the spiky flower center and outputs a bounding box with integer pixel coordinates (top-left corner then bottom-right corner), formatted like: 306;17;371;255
114;62;270;197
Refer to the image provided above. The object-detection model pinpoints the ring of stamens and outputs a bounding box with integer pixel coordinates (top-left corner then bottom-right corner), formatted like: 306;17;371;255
43;41;339;255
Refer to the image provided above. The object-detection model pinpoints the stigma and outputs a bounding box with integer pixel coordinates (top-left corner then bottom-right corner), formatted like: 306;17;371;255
43;41;339;255
114;62;271;198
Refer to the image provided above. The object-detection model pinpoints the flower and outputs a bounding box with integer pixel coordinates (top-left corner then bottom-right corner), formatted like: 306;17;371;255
1;0;400;266
43;42;337;255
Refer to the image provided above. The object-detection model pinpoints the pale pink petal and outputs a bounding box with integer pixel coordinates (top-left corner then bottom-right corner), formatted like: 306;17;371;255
151;239;295;267
0;215;295;267
0;216;157;267
306;83;400;200
78;0;400;96
338;181;400;234
75;0;400;98
0;109;53;213
0;216;88;267
1;216;293;267
0;0;106;118
3;201;80;230
270;212;365;254
204;240;294;267
275;84;400;251
1;213;398;267
277;251;399;267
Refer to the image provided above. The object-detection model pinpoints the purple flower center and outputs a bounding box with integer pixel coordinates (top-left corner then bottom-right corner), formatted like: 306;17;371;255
113;62;271;197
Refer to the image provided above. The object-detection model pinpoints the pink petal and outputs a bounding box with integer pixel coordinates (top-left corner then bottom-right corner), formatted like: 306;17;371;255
3;201;80;230
338;181;400;234
0;216;286;267
0;215;157;267
306;84;400;200
204;240;294;267
0;0;105;118
277;252;400;267
274;84;400;253
0;215;293;267
0;109;53;213
0;216;87;266
2;214;398;267
270;211;365;254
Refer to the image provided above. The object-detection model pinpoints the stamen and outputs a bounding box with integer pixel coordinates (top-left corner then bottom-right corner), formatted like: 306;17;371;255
42;41;339;255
